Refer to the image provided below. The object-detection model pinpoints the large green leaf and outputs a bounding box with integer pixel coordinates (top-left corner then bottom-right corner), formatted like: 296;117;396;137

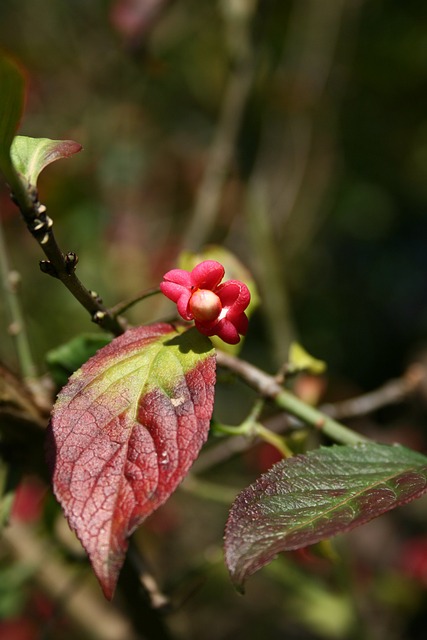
225;443;427;590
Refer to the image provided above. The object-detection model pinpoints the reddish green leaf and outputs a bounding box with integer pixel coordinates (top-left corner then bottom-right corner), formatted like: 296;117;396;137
225;443;427;591
47;324;216;599
10;136;82;188
0;54;26;182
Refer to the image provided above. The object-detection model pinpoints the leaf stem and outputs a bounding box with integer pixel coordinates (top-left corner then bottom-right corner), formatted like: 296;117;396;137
254;423;293;458
216;351;370;446
0;212;37;379
109;287;161;318
212;397;293;458
181;475;238;504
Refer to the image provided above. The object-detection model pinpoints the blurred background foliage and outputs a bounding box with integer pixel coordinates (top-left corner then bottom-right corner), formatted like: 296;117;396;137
1;0;427;387
2;0;427;639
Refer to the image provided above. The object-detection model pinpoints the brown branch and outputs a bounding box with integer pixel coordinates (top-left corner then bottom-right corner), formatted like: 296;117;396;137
194;353;426;474
320;363;426;421
10;184;126;337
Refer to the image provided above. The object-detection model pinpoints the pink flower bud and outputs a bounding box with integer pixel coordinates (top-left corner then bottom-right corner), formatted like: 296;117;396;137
160;260;251;344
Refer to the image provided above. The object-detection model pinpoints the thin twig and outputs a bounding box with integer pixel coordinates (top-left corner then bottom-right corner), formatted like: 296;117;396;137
0;213;37;379
8;180;126;337
320;363;426;421
194;359;425;475
181;474;238;504
215;350;369;445
127;541;170;611
109;287;161;318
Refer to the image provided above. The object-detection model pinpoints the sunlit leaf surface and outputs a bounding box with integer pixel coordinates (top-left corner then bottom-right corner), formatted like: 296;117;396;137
48;324;216;599
225;443;427;590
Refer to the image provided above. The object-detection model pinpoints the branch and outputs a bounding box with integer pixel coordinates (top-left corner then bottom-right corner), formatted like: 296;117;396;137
0;212;37;379
2;521;138;640
215;350;369;445
10;183;126;337
320;363;426;421
194;356;426;475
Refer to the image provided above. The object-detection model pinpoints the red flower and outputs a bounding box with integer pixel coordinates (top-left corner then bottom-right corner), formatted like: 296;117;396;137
160;260;250;344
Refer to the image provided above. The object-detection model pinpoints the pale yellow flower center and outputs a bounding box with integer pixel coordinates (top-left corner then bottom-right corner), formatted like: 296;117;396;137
189;289;222;322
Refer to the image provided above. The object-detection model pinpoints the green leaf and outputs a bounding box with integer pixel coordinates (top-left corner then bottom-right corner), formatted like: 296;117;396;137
10;135;82;188
45;333;112;388
225;443;427;590
288;342;326;375
0;55;81;198
0;54;26;182
179;245;260;354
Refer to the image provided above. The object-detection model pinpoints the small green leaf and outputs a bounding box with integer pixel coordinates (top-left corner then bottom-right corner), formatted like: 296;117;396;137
0;55;81;198
0;54;26;182
225;443;427;590
45;333;112;388
288;342;326;375
10;135;82;188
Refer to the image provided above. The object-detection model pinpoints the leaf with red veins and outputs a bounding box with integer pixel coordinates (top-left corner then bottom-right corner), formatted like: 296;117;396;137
191;260;224;290
47;324;215;600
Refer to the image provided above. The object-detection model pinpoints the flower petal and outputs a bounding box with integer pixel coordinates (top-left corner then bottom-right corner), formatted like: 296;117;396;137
176;291;193;321
217;281;250;314
160;281;189;303
231;311;248;336
194;320;216;337
191;261;224;290
214;318;241;345
162;268;193;287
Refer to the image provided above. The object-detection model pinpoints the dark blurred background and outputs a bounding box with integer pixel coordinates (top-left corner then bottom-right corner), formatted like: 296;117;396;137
0;0;426;388
2;1;427;639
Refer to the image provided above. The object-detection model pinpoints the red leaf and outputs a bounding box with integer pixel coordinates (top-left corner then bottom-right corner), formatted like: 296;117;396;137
47;324;215;599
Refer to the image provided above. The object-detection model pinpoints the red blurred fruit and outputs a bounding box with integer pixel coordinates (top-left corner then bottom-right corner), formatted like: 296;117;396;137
11;476;46;523
0;618;38;640
400;537;427;586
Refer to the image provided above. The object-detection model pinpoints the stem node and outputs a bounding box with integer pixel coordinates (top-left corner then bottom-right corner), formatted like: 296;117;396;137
39;260;59;278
